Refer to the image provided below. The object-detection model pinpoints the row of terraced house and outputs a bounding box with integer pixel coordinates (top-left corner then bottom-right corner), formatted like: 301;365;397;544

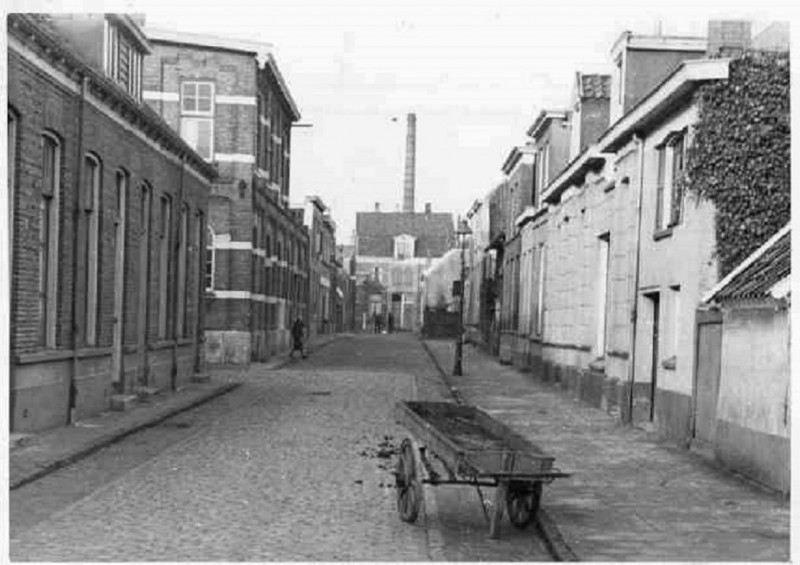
454;21;790;492
7;13;356;433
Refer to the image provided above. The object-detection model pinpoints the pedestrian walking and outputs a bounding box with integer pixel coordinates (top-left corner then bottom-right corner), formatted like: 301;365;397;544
387;312;394;333
290;317;307;359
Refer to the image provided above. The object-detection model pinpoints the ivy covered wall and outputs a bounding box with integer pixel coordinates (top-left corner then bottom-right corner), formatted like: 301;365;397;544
687;51;790;276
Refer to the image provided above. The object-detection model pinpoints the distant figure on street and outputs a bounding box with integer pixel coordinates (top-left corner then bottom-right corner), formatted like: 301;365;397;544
290;317;306;359
387;312;394;334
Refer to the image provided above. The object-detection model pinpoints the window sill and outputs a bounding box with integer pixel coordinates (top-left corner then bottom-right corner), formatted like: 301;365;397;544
14;347;113;365
588;357;606;373
653;227;673;241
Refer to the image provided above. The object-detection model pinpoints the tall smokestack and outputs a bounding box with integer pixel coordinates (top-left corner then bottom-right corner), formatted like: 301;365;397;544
403;113;416;213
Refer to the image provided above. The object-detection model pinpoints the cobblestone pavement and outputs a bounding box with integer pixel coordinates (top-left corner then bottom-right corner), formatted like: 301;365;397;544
9;334;550;562
424;338;791;562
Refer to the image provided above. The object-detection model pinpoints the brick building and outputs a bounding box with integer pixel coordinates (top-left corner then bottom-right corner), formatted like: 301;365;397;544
142;26;308;364
303;196;337;337
7;14;215;432
354;203;454;331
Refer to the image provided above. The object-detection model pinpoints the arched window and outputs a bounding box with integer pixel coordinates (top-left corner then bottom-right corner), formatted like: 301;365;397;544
157;193;172;339
176;204;189;337
84;153;102;345
205;225;215;291
40;132;61;347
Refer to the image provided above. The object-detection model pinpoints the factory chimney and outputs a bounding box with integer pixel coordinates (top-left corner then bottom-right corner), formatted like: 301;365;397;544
402;113;416;213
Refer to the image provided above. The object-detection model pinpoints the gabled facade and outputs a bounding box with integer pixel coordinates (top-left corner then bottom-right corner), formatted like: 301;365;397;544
609;30;706;123
354;204;454;331
142;26;308;364
8;14;215;431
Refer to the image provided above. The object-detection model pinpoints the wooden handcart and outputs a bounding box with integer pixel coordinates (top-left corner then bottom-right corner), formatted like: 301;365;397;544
394;400;570;539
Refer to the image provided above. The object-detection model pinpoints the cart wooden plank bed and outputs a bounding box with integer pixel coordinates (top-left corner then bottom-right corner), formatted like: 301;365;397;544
394;400;570;539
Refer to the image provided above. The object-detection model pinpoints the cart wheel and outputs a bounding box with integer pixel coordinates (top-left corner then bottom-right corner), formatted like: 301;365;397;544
506;481;542;529
395;438;422;523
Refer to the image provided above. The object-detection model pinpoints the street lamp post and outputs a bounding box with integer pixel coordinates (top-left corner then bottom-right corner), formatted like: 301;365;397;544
453;219;472;376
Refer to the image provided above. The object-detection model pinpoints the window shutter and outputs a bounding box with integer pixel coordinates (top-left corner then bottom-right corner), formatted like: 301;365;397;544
655;146;666;230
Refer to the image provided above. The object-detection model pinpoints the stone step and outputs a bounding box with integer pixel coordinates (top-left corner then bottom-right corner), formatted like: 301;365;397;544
110;394;138;412
134;386;162;400
191;372;211;383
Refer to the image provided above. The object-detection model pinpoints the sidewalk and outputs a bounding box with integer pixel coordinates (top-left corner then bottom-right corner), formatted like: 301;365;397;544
9;333;344;491
422;339;790;562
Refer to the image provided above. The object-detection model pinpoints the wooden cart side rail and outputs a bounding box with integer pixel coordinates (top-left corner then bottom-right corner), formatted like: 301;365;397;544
394;402;470;475
471;409;551;456
466;450;555;477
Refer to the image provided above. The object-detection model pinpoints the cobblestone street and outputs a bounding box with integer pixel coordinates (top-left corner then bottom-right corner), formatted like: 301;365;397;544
10;334;549;561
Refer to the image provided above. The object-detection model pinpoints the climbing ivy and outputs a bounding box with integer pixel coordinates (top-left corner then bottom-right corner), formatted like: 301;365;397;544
686;50;790;276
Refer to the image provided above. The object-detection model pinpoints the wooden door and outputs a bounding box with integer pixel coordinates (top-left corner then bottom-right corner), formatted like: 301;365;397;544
693;312;723;443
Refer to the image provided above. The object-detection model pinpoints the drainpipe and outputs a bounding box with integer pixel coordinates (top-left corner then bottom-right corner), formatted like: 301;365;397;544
69;75;89;425
171;154;187;391
626;134;646;424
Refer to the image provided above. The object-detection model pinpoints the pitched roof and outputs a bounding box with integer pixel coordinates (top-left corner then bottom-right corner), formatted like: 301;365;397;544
356;211;455;258
578;73;612;99
703;224;791;303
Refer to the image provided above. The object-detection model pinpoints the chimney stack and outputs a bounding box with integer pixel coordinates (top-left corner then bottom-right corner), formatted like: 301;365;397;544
707;20;752;58
403;113;416;213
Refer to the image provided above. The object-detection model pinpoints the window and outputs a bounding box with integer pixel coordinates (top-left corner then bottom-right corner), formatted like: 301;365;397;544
176;205;189;338
205;225;215;291
180;82;215;160
394;234;415;260
84;154;102;345
40;133;61;347
104;20;143;100
655;130;688;232
158;195;172;339
669;134;686;227
536;143;550;198
596;233;611;356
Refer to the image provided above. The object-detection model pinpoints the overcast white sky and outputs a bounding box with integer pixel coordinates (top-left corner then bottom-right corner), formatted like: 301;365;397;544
10;0;791;243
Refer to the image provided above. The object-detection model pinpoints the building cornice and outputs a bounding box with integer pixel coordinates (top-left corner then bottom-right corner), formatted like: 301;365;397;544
144;25;273;57
526;109;569;140
501;145;536;175
107;14;152;54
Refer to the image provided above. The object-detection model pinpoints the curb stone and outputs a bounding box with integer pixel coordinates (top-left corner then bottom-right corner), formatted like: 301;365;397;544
10;382;241;490
419;336;578;562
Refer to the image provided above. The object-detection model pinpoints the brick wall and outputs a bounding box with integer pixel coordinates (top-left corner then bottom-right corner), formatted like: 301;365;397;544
8;32;212;431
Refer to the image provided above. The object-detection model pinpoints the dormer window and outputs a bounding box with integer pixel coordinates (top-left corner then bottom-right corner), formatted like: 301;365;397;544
104;17;145;101
394;234;415;260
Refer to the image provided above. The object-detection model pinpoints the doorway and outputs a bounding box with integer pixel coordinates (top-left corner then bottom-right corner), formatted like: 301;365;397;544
644;292;661;422
693;310;723;443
